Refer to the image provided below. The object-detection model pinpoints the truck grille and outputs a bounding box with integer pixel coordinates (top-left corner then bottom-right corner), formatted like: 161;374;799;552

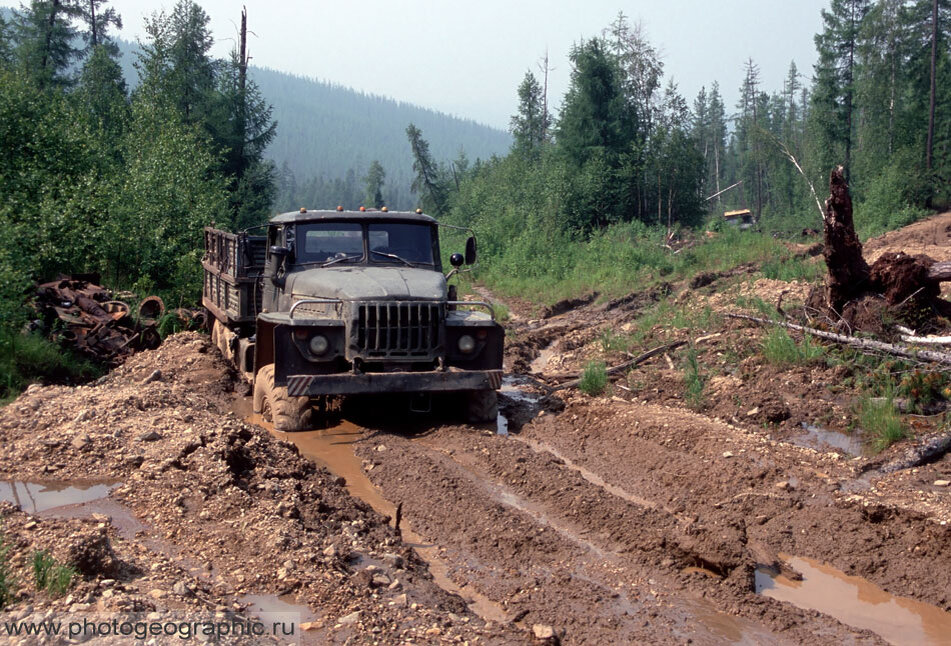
355;301;442;358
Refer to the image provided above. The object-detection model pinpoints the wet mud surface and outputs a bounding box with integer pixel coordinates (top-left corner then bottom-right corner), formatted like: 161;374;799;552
4;215;951;643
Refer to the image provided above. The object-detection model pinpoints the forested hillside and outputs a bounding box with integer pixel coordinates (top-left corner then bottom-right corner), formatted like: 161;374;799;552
253;67;510;212
113;38;511;212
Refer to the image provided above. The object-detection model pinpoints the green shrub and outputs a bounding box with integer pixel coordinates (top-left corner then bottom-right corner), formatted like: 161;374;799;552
855;150;931;239
0;332;102;403
897;370;949;413
578;361;608;396
599;328;628;353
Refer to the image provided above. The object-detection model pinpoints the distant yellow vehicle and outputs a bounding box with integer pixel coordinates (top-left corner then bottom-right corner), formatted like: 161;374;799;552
724;209;754;229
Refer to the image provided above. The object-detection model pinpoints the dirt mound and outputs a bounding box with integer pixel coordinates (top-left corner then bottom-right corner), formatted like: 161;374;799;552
864;211;951;263
539;292;598;318
0;332;520;644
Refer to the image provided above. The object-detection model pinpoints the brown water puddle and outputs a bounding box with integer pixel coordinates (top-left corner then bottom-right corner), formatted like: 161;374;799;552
756;554;951;645
237;402;509;624
240;594;323;645
0;479;118;513
786;423;866;456
530;343;559;374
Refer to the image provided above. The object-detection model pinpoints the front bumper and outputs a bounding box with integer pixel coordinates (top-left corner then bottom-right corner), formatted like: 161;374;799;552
286;369;503;397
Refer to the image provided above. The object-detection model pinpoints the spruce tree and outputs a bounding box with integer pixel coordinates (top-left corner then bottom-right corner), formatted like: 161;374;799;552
811;0;872;181
363;160;386;209
76;0;121;57
510;71;548;159
406;124;447;215
13;0;81;87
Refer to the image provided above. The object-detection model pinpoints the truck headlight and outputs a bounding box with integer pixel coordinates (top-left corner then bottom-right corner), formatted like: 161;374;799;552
458;334;476;353
309;334;329;355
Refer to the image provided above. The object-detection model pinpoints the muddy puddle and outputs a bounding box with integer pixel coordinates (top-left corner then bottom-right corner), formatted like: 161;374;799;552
530;343;559;374
756;554;951;645
237;401;510;624
0;479;117;513
240;593;323;643
784;423;866;456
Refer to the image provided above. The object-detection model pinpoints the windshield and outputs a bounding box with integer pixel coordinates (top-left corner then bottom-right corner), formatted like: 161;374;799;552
297;222;364;263
368;223;435;265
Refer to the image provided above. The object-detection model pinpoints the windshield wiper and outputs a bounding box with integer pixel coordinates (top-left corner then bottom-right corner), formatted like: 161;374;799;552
320;253;363;267
370;250;416;267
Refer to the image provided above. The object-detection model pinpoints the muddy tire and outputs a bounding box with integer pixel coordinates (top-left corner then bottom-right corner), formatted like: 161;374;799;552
212;319;233;362
253;364;312;431
466;389;498;423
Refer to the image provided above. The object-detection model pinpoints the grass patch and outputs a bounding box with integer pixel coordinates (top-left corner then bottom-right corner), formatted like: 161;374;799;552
857;396;906;452
0;530;12;611
32;550;54;590
474;223;815;306
578;361;608;396
46;563;76;597
0;332;102;403
761;256;824;282
599;328;629;353
760;328;824;366
683;349;705;410
31;550;75;597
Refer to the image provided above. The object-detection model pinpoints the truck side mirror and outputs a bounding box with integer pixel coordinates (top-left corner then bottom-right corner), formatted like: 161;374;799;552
449;253;464;268
266;245;289;288
464;236;477;265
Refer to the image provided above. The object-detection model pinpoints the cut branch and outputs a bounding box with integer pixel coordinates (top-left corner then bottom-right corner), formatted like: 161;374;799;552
726;313;951;366
550;341;687;391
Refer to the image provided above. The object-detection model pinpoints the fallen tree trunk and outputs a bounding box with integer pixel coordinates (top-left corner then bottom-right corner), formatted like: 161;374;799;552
927;261;951;281
550;341;686;391
726;313;951;366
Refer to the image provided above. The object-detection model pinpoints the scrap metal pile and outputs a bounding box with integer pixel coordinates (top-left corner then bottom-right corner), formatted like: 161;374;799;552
30;275;206;365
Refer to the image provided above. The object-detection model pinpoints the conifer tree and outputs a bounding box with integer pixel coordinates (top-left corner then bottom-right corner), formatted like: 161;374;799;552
13;0;81;87
363;160;386;208
510;71;548;159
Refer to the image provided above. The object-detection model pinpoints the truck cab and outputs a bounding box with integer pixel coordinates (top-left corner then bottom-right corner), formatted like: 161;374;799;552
203;209;503;431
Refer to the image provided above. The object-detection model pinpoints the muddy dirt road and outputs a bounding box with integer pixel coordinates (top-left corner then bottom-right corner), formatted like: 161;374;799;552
3;218;951;643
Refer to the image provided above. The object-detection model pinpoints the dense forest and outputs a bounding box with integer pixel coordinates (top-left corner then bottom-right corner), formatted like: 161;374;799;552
2;0;950;396
427;2;951;295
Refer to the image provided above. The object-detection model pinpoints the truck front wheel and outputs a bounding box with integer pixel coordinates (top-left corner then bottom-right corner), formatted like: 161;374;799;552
253;364;312;432
466;389;498;424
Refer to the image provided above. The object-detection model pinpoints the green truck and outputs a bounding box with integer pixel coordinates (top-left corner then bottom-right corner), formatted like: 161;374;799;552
202;208;503;431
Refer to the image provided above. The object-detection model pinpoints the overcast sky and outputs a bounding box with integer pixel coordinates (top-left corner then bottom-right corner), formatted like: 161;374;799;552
4;0;830;130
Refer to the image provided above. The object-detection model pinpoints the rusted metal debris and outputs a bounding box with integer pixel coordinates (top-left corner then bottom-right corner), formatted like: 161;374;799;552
30;275;202;365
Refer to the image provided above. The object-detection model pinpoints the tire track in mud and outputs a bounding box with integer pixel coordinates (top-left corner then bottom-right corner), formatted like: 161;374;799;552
355;425;886;645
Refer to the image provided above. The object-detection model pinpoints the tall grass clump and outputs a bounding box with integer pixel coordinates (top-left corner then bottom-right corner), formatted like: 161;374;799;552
578;361;608;396
31;550;75;597
761;328;824;366
0;531;12;610
857;396;906;452
683;349;705;410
